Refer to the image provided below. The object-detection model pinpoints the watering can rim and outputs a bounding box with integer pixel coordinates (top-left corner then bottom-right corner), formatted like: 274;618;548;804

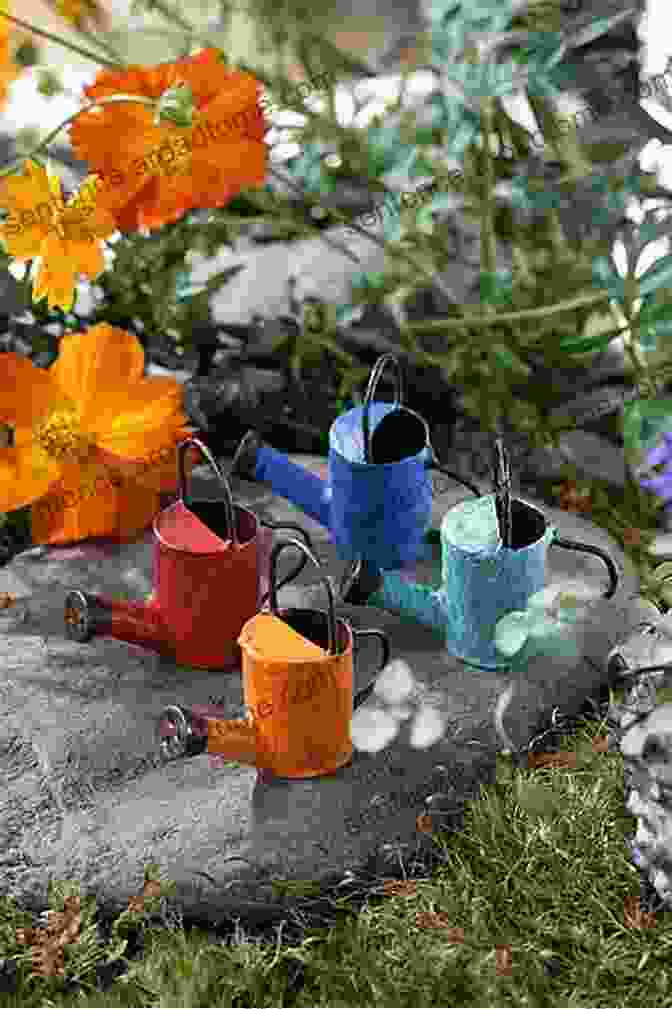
329;402;433;468
239;607;355;663
440;494;556;551
153;499;259;555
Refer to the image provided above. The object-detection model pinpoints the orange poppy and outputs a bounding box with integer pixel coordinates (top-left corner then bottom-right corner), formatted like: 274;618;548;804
68;47;271;233
0;159;119;312
50;0;111;31
0;2;25;112
0;323;193;544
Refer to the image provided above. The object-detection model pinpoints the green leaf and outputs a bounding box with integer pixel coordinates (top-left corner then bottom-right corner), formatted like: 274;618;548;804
490;344;531;376
638;253;672;298
557;330;616;355
650;561;672;588
335;303;364;327
623;397;672;463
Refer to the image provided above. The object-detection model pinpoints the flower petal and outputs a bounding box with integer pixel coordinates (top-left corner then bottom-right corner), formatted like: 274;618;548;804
31;238;81;313
49;324;146;411
0;442;61;511
82;375;187;446
68;50;269;232
0;352;61;427
93;427;193;495
30;456;162;545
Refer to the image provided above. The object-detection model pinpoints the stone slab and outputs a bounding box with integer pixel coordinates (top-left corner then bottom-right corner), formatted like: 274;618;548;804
0;454;645;922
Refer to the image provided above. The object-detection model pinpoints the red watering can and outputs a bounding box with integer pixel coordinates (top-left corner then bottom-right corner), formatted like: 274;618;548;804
63;437;313;670
155;536;391;779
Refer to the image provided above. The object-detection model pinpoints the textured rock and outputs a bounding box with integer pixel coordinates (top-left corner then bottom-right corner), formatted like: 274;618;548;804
0;455;644;923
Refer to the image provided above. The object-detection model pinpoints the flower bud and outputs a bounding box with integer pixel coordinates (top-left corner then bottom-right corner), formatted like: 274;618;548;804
154;82;195;129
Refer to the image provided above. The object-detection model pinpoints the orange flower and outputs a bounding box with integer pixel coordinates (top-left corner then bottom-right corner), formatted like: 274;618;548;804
50;0;111;31
68;47;270;233
0;40;21;111
0;3;25;112
0;159;119;312
556;479;593;514
0;323;193;545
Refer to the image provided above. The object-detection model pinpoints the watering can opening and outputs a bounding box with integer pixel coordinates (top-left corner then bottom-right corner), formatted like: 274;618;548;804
507;499;547;550
154;499;258;553
368;407;427;464
273;608;350;656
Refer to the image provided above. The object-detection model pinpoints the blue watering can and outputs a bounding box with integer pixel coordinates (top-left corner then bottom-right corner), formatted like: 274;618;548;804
230;353;482;573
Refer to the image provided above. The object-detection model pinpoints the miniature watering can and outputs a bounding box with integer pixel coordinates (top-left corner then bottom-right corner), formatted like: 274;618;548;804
236;353;481;571
63;438;314;670
156;537;391;779
438;494;620;670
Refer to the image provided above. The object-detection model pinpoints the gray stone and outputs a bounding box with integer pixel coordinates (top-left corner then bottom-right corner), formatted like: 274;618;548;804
526;430;627;487
0;454;643;920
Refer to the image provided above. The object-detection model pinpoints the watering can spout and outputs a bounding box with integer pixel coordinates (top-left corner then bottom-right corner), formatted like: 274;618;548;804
65;589;175;657
156;703;259;767
207;717;258;766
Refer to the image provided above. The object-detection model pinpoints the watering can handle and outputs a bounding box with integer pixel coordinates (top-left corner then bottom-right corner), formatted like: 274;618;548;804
550;534;619;599
362;353;404;464
258;521;314;607
428;458;482;499
177;437;238;547
268;538;337;655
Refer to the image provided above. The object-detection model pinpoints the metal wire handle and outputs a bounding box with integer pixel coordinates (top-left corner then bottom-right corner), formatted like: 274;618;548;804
177;437;238;547
267;538;337;655
258;521;313;607
362;353;405;464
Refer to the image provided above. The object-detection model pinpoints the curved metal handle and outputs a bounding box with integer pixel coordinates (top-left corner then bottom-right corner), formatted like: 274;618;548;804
550;534;619;599
258;520;314;607
428;458;482;499
177;437;237;547
351;628;391;709
268;538;337;655
362;353;405;464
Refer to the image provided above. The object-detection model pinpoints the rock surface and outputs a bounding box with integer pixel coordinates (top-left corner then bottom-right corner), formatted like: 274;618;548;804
0;454;645;925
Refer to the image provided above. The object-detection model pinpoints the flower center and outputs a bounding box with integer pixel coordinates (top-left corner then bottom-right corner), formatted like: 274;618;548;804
34;408;93;463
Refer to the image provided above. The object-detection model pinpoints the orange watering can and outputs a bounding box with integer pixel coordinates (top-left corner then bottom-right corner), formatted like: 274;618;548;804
156;537;391;779
63;438;313;670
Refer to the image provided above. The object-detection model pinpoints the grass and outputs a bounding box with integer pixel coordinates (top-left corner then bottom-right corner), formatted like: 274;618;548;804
0;685;669;1007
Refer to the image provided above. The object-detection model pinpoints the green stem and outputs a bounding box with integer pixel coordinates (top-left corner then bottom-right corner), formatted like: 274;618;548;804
622;277;657;398
0;95;157;178
480;97;496;282
403;290;611;335
526;93;594;177
140;0;194;34
69;22;128;66
0;10;122;68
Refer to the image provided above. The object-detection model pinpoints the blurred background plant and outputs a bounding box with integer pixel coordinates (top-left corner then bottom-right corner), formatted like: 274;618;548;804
1;0;672;604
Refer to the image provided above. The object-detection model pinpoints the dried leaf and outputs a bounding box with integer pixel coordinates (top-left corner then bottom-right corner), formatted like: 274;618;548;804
381;880;419;898
592;734;609;753
127;877;163;914
495;944;514;975
31;944;65;978
0;593;15;609
416;812;435;834
527;750;578;770
415;912;465;941
623;527;643;547
624;895;657;930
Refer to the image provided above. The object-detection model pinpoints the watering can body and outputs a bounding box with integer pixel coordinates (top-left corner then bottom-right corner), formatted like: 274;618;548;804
247;354;481;571
64;439;312;670
156;538;390;779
